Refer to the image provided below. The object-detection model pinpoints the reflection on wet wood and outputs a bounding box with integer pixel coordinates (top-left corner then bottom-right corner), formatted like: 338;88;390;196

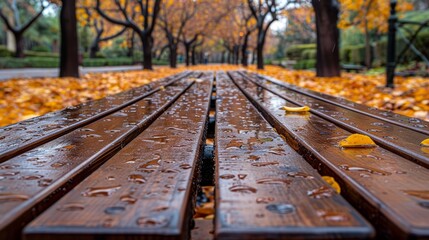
0;73;197;240
230;71;429;239
215;72;372;240
0;71;195;163
23;73;213;240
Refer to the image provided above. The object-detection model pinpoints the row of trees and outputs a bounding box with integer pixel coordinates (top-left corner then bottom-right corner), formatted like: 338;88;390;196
0;0;343;78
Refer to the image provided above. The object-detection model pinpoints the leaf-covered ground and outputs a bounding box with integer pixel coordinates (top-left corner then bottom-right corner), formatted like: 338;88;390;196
0;64;428;127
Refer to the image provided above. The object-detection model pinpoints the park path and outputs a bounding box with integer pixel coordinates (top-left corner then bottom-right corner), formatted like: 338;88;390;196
0;65;143;81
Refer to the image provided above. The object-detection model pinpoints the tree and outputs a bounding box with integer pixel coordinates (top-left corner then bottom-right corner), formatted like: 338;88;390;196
247;0;287;69
284;5;315;44
95;0;162;70
158;0;198;68
60;0;79;77
338;0;413;68
312;0;340;77
236;3;256;67
0;0;49;58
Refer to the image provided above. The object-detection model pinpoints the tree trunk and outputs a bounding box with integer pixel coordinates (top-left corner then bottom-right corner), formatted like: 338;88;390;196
89;44;99;58
312;0;340;77
364;22;372;68
241;35;249;67
252;48;257;64
127;32;135;58
89;35;100;58
169;44;177;68
142;34;153;70
60;0;79;78
257;41;264;69
191;46;197;65
185;43;191;66
233;45;240;65
14;32;24;58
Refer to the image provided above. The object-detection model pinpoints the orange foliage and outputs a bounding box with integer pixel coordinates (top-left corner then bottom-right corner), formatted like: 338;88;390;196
338;0;413;33
1;65;428;128
254;66;429;122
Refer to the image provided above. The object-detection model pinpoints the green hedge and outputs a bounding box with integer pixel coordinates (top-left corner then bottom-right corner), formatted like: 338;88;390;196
0;57;59;68
0;56;170;68
0;46;13;57
301;49;316;60
286;44;316;60
83;58;133;67
25;51;59;58
294;59;316;70
341;30;429;66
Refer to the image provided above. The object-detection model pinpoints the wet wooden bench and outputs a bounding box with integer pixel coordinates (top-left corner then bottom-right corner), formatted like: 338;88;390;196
0;72;211;239
228;71;429;239
215;72;373;239
0;70;428;239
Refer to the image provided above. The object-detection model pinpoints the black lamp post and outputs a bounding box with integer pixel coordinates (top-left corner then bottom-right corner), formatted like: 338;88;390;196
386;0;397;88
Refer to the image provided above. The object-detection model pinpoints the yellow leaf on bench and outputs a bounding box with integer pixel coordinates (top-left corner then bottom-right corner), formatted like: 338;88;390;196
322;176;341;193
339;134;376;148
281;105;310;113
421;138;429;147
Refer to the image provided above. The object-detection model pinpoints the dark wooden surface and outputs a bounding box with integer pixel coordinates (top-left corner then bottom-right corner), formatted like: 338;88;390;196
214;72;373;240
247;72;429;135
23;73;213;240
0;71;194;163
228;71;429;239
239;72;429;168
0;75;197;240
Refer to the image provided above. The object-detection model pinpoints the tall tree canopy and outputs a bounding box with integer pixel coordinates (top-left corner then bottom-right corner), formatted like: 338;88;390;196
0;0;50;58
247;0;287;69
95;0;162;70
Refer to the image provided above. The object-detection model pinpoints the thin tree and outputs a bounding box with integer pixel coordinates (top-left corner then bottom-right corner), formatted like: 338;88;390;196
237;3;256;67
60;0;79;77
158;0;197;68
0;0;49;58
312;0;340;77
81;8;127;58
95;0;162;70
247;0;287;69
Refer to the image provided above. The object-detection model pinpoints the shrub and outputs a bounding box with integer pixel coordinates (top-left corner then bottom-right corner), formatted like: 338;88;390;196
286;44;316;60
25;51;59;58
0;45;13;57
293;59;316;70
31;45;51;52
301;49;316;60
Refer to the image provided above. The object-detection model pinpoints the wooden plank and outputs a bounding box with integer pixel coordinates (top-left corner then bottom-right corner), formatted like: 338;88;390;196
245;71;429;135
24;73;213;240
239;72;429;168
0;71;195;163
215;72;373;240
228;71;429;239
0;75;198;240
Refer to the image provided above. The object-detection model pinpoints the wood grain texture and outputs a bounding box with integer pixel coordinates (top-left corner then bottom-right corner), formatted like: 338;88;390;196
214;72;373;240
0;71;194;163
0;76;196;240
248;71;429;135
228;71;429;239
23;74;213;240
238;72;429;168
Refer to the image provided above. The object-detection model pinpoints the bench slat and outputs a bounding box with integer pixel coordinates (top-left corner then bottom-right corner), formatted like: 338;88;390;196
215;72;373;240
0;76;195;239
23;74;213;240
0;71;194;163
229;72;429;239
239;72;429;168
246;72;429;135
